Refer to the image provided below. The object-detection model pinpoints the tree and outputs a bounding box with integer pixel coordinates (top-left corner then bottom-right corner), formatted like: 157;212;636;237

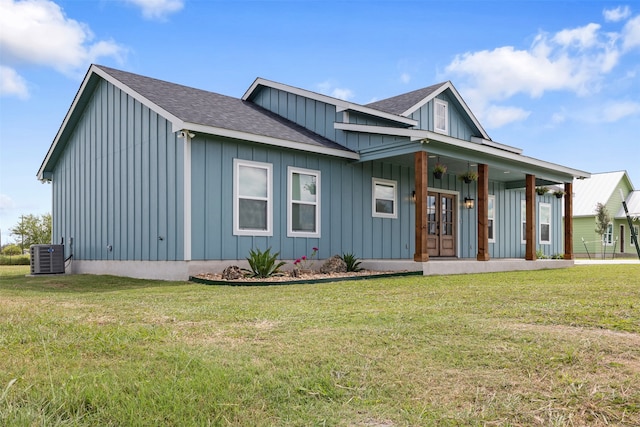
2;244;22;256
9;213;52;251
594;203;611;259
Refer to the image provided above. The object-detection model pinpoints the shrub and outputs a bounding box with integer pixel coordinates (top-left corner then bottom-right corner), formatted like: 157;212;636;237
341;253;362;272
244;247;286;278
0;255;30;265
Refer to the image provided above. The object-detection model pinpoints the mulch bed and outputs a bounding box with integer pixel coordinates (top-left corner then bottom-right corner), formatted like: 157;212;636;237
190;270;421;286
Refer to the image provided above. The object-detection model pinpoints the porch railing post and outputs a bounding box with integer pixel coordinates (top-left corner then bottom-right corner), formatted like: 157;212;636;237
414;151;429;262
564;182;574;260
476;163;490;261
525;174;537;260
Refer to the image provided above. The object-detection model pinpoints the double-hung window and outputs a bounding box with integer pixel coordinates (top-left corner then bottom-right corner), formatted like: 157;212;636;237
539;203;551;244
288;167;320;237
604;223;614;246
434;99;449;135
233;159;272;236
488;195;495;242
372;178;397;219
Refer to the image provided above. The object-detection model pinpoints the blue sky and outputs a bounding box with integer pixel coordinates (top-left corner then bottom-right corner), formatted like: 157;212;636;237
1;0;639;245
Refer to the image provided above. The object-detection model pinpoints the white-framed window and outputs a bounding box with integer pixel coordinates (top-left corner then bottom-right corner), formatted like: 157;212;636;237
372;178;397;219
434;99;449;135
604;223;613;246
539;203;551;244
288;166;320;237
488;195;496;242
633;225;639;248
233;159;272;236
521;200;527;244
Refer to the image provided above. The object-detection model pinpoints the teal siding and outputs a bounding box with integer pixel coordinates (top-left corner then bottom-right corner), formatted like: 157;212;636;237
411;93;476;140
51;80;184;261
190;136;415;261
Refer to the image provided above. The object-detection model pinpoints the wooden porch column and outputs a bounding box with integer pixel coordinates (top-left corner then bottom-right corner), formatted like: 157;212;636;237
476;163;490;261
414;151;429;262
525;174;537;260
564;182;574;260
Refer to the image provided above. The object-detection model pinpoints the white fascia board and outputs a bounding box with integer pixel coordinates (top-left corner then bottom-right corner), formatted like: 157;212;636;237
243;78;417;127
470;137;523;154
91;66;186;132
186;122;360;160
402;81;491;141
336;123;590;179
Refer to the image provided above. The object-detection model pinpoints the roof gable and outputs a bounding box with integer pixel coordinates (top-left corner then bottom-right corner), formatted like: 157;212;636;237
573;171;634;216
616;190;640;218
366;81;490;140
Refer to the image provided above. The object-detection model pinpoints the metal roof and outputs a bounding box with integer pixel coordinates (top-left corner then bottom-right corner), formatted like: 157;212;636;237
616;190;640;218
572;171;628;216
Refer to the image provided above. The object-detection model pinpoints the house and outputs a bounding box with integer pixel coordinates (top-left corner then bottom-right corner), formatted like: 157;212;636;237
37;65;590;280
571;171;640;259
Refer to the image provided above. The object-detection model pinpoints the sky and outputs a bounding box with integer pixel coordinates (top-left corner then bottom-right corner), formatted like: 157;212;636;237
1;0;639;245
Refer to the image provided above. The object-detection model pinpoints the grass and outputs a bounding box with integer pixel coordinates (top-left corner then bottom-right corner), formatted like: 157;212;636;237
0;264;639;426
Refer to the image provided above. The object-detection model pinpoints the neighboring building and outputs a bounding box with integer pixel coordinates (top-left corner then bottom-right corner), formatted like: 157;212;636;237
572;171;640;259
38;65;590;280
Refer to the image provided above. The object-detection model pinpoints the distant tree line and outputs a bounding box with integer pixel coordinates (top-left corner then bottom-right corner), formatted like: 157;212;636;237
1;213;52;255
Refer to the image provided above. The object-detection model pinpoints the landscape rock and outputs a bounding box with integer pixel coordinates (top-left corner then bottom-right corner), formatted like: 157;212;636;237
320;255;347;274
221;265;244;280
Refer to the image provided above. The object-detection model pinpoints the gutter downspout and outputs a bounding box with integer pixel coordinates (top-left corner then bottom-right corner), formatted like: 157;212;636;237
179;130;194;261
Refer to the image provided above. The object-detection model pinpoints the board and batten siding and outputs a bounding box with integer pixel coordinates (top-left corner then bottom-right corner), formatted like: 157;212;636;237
51;79;184;261
190;135;416;261
411;93;476;140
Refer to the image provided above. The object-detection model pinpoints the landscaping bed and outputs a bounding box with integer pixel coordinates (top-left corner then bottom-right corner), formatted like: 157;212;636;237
190;270;421;285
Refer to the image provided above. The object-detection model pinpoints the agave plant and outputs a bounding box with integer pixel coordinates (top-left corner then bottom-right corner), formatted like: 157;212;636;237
244;247;286;278
341;252;363;272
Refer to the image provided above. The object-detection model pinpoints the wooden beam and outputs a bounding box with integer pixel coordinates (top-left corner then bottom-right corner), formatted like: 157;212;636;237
476;163;490;261
564;182;574;260
525;174;536;260
414;151;429;262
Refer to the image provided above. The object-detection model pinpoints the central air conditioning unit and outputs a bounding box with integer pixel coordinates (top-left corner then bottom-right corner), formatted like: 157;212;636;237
30;244;65;275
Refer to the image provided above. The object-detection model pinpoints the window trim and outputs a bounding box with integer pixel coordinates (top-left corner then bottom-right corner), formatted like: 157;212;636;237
521;200;527;244
539;202;551;244
233;159;273;236
372;178;398;219
287;166;321;238
604;223;614;246
434;98;449;135
488;195;496;243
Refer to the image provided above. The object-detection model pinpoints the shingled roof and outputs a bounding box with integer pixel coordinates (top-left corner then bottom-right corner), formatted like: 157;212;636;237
366;82;448;116
95;65;353;154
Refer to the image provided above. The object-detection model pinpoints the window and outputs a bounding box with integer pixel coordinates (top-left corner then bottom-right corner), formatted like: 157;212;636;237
434;99;449;134
604;223;613;246
539;203;551;244
633;225;639;248
521;200;527;244
372;178;397;219
233;159;272;236
288;167;320;237
488;195;496;242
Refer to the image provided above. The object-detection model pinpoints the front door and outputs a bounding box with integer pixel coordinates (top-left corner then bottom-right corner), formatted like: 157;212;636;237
426;192;457;257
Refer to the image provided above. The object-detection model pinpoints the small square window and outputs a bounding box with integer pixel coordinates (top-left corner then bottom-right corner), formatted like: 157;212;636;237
372;178;397;219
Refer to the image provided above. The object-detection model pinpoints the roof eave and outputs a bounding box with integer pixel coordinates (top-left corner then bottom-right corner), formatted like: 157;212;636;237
243;77;418;127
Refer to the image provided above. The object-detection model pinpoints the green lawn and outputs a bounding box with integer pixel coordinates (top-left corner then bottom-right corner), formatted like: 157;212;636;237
1;264;639;426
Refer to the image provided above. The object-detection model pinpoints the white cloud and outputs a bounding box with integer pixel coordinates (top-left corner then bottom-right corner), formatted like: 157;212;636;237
622;15;640;51
0;65;29;99
0;0;126;97
444;19;633;127
316;81;354;101
602;100;640;122
604;6;631;22
123;0;184;20
482;105;531;128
